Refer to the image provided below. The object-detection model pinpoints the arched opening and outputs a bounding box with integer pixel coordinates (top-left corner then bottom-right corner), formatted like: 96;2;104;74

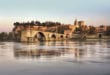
51;34;56;39
60;35;63;38
99;34;102;38
66;34;69;38
37;32;46;41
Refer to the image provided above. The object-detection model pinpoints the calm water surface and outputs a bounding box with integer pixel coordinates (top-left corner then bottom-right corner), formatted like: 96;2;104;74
0;40;110;75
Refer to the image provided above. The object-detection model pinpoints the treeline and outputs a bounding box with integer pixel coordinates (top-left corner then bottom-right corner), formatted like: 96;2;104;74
14;21;61;27
0;32;14;41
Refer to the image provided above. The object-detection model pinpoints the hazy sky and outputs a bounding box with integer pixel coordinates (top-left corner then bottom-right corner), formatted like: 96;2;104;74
0;0;110;32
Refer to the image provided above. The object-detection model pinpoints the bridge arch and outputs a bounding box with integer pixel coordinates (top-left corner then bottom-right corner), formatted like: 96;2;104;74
60;35;64;39
51;34;56;39
34;32;46;41
99;34;102;38
66;34;69;38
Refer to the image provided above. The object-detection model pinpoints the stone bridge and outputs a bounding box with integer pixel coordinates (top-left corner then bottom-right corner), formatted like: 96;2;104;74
21;30;69;42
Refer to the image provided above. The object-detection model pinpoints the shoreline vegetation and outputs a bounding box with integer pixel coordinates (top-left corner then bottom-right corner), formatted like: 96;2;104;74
0;32;14;42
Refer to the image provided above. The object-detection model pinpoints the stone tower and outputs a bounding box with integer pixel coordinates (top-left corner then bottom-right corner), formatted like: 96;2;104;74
74;19;78;25
78;21;85;26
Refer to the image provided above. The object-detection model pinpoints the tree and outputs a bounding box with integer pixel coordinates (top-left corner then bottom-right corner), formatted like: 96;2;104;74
88;26;96;34
30;21;35;26
0;32;8;41
35;21;41;25
14;22;20;26
41;21;61;27
8;32;14;41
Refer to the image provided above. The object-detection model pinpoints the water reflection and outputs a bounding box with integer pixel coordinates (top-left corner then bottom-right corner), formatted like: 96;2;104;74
14;48;61;59
0;40;110;63
12;40;110;63
13;41;86;61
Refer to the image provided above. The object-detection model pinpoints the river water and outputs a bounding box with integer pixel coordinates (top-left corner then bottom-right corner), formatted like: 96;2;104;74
0;40;110;75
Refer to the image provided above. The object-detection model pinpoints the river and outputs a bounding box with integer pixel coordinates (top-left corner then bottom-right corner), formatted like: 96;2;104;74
0;40;110;75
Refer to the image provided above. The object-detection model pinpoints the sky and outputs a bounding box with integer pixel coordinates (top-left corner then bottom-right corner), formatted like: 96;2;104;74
0;0;110;32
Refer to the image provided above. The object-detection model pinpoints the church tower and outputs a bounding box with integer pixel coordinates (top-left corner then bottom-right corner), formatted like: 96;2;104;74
74;19;78;25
